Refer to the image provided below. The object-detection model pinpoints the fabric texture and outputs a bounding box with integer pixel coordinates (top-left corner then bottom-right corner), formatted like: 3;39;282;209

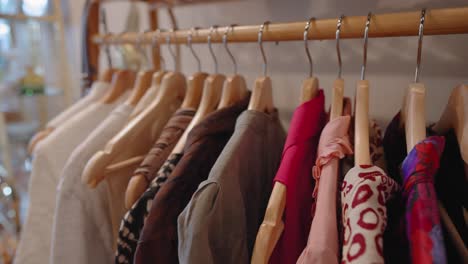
132;109;196;183
340;165;399;264
177;109;285;264
401;136;447;264
136;94;251;264
263;90;326;264
50;103;134;264
15;93;129;264
116;153;183;264
297;115;353;264
383;112;466;264
428;128;468;263
46;81;110;128
116;108;197;264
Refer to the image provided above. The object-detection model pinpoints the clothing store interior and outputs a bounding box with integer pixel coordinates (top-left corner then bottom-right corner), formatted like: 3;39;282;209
0;0;467;263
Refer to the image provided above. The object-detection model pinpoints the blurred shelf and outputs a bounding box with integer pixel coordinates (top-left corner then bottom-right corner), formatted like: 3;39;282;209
19;87;63;97
0;13;56;22
93;0;235;6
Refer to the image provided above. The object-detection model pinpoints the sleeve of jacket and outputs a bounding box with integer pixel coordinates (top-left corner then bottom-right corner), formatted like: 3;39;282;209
177;181;220;264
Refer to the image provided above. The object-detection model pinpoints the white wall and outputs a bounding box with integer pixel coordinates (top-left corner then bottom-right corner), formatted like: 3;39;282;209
63;0;468;130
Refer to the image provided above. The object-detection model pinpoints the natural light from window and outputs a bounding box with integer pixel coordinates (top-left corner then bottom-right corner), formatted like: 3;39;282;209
22;0;48;17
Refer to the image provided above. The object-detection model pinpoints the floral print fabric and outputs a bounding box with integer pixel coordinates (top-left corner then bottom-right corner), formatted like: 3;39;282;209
341;165;399;263
401;136;447;264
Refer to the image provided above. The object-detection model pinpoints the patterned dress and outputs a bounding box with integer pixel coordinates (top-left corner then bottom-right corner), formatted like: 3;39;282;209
115;153;183;264
341;165;400;263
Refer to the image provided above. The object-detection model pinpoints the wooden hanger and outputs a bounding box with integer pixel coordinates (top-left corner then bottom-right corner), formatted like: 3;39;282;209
354;13;372;166
252;21;318;264
82;71;186;188
401;83;426;152
182;72;208;109
169;25;225;156
330;78;344;120
130;70;166;119
401;10;428;152
123;29;208;208
299;19;319;105
248;22;275;114
300;77;319;104
126;70;156;106
124;71;208;209
330;16;345;121
100;69;136;104
218;75;248;109
354;79;371;165
218;25;249;109
248;77;274;113
432;84;468;164
99;68;116;82
170;73;224;156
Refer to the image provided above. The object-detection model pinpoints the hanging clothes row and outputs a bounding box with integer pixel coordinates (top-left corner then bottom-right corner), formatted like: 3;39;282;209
15;7;468;264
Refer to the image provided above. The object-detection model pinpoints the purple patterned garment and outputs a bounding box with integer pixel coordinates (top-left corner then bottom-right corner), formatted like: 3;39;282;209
401;136;447;264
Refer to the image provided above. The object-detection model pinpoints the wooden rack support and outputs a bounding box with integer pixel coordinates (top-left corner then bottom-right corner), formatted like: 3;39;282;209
92;7;468;45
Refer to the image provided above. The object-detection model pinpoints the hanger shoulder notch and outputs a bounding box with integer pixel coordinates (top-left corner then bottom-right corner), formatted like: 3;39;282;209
300;77;319;103
156;71;187;102
433;84;468;162
218;74;248;109
248;76;274;113
182;72;208;109
101;70;136;104
127;70;156;106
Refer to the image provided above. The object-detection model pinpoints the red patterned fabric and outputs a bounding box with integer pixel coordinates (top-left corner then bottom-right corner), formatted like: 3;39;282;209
401;136;447;264
341;165;399;263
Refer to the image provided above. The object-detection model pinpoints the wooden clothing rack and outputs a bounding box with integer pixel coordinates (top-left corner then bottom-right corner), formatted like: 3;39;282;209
82;0;225;88
84;5;468;86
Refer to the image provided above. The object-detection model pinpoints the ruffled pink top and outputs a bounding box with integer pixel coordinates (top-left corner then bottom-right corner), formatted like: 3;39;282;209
297;115;352;264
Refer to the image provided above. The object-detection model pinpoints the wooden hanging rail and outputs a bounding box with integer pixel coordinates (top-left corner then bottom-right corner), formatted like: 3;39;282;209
92;7;468;45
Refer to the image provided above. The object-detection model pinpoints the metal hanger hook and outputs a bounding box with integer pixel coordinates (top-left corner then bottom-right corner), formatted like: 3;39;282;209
208;25;219;74
151;29;166;71
336;15;344;79
166;30;177;71
304;18;314;77
258;21;270;76
360;12;371;80
187;27;201;72
223;24;238;74
415;8;426;83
